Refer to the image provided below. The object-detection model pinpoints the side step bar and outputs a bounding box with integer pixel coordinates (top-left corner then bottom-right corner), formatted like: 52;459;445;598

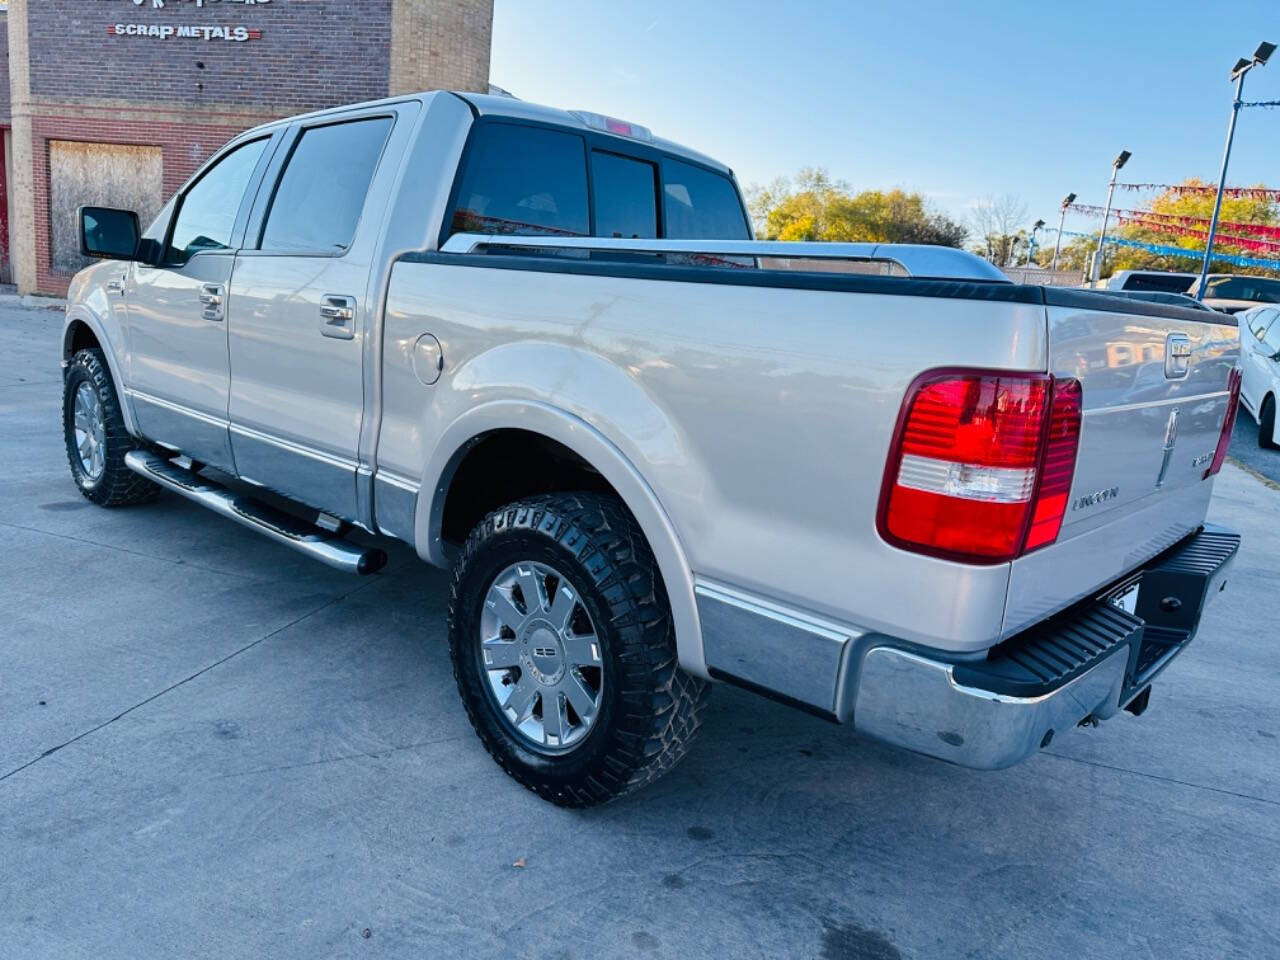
124;450;387;575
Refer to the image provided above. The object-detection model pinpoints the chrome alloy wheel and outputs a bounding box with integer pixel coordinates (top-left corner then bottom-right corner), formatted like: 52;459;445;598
73;381;106;480
478;561;604;753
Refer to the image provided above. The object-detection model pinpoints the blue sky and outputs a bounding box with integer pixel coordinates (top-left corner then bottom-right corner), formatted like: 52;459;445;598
491;0;1280;239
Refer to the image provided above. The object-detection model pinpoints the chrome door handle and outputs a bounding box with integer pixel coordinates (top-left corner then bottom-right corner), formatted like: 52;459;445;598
320;295;356;340
199;283;226;322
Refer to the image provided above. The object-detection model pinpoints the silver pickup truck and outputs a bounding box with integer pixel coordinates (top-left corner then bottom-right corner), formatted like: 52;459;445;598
63;91;1242;806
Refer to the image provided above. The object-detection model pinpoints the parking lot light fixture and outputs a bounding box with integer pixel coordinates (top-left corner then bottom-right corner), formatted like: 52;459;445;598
1026;219;1046;266
1051;193;1076;272
1091;152;1130;284
1198;42;1274;300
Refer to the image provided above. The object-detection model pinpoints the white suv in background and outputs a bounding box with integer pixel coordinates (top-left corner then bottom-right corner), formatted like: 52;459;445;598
1240;305;1280;448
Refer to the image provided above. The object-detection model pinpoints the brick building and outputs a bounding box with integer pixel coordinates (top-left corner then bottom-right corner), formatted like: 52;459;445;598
0;0;493;294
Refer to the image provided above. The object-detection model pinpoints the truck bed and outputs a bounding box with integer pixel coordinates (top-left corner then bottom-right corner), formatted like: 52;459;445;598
377;238;1240;696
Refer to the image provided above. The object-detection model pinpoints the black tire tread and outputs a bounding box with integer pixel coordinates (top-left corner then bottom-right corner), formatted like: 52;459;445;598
63;348;161;507
1261;395;1278;450
448;492;709;807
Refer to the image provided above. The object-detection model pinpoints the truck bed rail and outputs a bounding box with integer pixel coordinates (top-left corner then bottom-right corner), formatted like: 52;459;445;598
438;233;1013;282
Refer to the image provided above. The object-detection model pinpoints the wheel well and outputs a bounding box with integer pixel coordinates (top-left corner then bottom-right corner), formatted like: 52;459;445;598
65;320;101;360
440;429;619;545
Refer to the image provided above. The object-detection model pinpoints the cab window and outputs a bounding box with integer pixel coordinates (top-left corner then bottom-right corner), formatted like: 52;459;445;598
166;138;268;265
661;158;750;240
591;151;658;239
260;117;393;253
449;124;589;238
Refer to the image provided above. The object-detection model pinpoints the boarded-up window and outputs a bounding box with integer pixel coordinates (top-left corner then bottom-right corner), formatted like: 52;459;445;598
49;141;163;275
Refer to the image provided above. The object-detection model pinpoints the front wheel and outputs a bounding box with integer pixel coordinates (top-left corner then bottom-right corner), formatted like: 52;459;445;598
1261;396;1279;450
448;493;709;807
62;348;161;506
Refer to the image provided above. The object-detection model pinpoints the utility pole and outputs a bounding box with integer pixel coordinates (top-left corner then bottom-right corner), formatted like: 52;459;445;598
1050;193;1075;271
1090;151;1131;284
1197;42;1274;300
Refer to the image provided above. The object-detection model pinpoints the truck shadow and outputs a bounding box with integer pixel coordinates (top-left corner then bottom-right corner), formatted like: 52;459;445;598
347;552;1262;959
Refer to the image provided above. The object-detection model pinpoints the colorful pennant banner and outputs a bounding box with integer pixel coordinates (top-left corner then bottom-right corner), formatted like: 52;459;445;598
1110;214;1280;254
1058;230;1280;271
1115;183;1280;200
1066;202;1280;241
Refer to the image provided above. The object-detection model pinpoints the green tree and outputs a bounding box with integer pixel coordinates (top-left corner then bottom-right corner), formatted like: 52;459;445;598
746;168;968;247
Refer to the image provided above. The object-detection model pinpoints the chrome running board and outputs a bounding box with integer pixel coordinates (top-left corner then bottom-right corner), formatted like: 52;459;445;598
124;450;387;575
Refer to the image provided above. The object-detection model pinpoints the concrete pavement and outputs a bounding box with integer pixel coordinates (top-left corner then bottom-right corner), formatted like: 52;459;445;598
1230;406;1280;487
2;301;1278;959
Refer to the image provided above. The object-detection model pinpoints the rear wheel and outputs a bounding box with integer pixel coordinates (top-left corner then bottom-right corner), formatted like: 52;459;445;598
448;493;709;807
1261;395;1279;450
62;348;161;506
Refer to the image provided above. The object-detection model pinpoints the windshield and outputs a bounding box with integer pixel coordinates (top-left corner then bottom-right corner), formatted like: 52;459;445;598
1205;276;1280;303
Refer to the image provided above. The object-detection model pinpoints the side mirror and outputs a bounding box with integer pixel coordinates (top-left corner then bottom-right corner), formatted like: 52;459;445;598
78;206;141;261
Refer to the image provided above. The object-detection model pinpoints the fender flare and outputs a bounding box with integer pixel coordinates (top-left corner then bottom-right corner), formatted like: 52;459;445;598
414;399;708;679
62;307;138;435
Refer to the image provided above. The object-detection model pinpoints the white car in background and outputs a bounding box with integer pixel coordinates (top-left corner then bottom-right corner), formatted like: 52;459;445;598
1240;305;1280;448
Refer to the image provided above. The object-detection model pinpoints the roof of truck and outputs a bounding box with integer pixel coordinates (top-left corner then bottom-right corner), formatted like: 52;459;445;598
236;90;734;177
454;93;734;175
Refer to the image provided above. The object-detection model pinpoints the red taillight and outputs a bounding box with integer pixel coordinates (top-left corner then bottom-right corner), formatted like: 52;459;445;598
878;370;1083;564
1204;367;1242;480
1025;378;1082;551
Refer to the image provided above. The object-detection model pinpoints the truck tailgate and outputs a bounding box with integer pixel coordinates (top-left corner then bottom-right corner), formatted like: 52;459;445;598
1003;293;1239;636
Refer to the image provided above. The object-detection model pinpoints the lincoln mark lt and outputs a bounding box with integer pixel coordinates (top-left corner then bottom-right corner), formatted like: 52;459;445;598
62;91;1241;805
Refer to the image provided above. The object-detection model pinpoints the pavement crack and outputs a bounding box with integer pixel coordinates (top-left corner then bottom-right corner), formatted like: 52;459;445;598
1042;750;1280;808
0;580;379;785
0;518;262;582
207;736;466;781
0;378;62;390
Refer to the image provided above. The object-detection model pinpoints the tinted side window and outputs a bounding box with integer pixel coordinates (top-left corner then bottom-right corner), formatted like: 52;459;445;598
1263;312;1280;351
662;159;749;240
167;138;268;265
1249;309;1276;341
260;117;393;253
450;125;589;238
592;151;657;239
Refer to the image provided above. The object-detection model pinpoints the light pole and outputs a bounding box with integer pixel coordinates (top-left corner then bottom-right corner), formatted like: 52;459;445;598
1006;236;1020;268
1025;219;1046;266
1090;150;1131;284
1196;41;1275;300
1050;192;1076;271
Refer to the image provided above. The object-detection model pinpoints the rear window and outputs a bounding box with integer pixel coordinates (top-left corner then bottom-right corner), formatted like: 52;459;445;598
591;151;657;239
661;158;749;240
1118;272;1196;294
1205;276;1280;303
449;124;589;238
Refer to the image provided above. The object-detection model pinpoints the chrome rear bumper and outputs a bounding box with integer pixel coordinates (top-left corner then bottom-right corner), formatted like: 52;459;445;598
851;645;1128;769
849;524;1239;769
